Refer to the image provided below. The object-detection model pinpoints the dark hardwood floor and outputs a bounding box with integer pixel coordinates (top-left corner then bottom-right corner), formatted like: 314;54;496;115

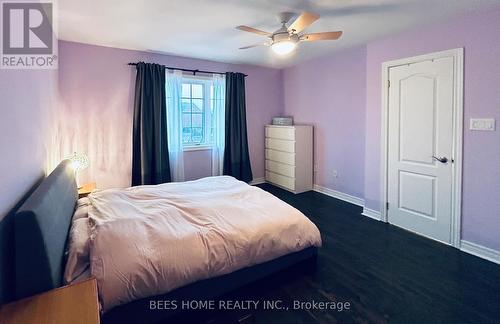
172;184;500;324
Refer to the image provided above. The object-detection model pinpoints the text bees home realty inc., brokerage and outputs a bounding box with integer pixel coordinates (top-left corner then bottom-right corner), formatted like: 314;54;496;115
1;1;58;69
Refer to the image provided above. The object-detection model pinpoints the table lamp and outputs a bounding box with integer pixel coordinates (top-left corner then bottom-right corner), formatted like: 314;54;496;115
67;152;89;188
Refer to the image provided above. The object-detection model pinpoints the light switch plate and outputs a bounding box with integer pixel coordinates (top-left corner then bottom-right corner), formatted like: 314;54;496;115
469;118;495;131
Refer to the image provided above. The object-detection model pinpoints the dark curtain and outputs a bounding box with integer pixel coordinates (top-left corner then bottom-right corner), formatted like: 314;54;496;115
131;62;171;186
223;72;253;182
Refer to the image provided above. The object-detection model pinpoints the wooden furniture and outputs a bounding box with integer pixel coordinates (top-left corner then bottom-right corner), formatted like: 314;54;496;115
265;125;313;193
78;182;96;198
0;278;99;324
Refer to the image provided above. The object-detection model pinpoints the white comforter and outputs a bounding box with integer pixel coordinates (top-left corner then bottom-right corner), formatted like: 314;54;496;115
87;176;321;312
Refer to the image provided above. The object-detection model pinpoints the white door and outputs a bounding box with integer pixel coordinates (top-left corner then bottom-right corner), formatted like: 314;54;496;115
387;57;454;244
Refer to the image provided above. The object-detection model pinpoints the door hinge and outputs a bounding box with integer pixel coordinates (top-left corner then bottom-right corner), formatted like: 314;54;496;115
386;202;389;210
388;80;390;88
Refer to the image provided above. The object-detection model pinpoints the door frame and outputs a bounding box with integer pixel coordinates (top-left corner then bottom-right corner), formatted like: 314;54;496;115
380;48;464;247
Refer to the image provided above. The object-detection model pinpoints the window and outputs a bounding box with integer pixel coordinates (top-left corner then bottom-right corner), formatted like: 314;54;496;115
179;77;221;147
166;73;225;154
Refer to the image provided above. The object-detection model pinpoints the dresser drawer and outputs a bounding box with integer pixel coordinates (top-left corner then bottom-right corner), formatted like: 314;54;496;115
266;160;295;178
265;138;295;153
266;171;295;191
265;149;295;165
265;127;295;140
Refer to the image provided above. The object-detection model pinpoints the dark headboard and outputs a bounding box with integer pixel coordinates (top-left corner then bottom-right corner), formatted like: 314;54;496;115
14;160;77;299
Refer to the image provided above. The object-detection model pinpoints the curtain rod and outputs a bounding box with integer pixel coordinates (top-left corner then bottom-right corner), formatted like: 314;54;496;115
127;62;247;77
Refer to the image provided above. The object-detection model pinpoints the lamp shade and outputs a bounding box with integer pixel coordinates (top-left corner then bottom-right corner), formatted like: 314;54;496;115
271;41;297;55
67;152;89;172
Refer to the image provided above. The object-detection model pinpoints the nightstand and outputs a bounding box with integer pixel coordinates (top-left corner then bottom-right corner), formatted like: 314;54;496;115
78;182;96;198
0;278;99;324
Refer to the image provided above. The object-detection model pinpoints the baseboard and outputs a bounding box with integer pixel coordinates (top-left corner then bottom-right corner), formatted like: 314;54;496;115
362;207;382;221
313;185;364;207
460;240;500;265
296;186;500;266
249;177;266;185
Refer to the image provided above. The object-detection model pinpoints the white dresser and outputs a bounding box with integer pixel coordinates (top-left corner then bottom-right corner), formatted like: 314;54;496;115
265;125;313;193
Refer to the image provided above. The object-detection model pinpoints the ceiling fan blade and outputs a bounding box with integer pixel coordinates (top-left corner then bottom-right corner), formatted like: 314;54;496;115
239;43;268;50
288;12;320;33
300;31;343;41
236;25;271;36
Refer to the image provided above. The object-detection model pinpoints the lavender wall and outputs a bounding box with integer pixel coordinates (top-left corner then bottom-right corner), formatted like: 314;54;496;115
57;41;283;188
0;70;58;216
363;8;500;250
0;69;58;302
283;46;366;198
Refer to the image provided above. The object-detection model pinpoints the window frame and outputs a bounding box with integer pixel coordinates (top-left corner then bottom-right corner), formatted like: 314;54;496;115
179;74;214;151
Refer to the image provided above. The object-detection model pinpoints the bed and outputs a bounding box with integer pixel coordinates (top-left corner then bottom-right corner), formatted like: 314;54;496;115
14;160;321;323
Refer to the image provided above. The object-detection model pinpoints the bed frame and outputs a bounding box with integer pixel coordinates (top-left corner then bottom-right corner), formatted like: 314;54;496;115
14;161;318;323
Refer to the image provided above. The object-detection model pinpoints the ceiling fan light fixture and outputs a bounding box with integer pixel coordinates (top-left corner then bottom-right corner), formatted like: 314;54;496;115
271;40;297;55
237;11;343;57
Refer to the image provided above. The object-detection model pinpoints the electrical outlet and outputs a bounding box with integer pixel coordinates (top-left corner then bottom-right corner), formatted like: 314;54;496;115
332;170;338;178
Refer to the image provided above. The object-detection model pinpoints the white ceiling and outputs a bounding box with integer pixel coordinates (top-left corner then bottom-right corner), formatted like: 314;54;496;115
58;0;499;68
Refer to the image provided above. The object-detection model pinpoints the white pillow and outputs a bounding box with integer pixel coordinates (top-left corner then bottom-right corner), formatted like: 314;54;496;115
73;197;90;220
64;208;91;284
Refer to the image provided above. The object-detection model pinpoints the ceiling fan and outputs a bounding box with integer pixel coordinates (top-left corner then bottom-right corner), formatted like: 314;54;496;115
236;12;343;55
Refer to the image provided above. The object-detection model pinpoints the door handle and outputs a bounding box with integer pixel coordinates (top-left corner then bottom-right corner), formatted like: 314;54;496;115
432;156;448;163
